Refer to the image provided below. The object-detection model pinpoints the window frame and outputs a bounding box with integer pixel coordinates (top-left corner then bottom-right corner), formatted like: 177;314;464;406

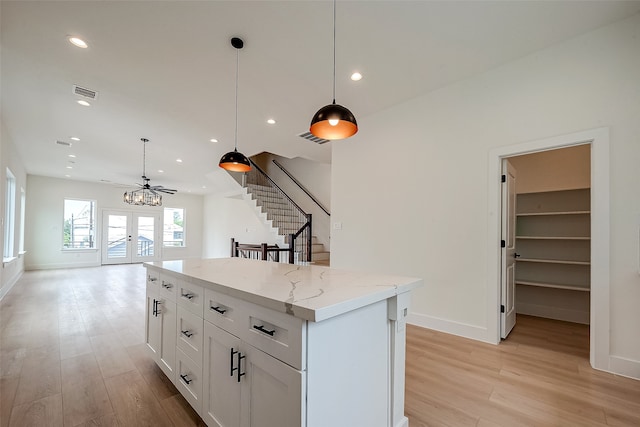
163;207;186;248
62;198;97;251
3;168;16;260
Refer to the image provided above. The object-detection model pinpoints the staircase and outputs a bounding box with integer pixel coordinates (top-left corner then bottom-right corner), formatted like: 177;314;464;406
246;183;330;265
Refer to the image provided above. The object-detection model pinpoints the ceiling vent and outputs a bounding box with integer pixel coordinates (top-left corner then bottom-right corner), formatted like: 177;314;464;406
73;85;98;100
297;131;330;145
56;140;72;146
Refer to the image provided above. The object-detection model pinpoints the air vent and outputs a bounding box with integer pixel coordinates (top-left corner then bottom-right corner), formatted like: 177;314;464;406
56;140;72;146
72;85;98;100
298;131;330;145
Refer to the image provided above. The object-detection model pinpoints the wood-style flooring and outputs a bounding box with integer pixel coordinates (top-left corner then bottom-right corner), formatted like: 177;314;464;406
1;265;639;426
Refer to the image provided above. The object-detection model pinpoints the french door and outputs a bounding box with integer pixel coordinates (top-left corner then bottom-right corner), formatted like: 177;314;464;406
102;210;161;264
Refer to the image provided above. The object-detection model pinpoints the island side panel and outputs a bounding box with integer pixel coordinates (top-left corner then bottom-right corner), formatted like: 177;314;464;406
306;299;390;427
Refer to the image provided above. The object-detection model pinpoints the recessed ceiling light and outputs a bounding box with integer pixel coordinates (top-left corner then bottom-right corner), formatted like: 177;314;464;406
69;37;88;49
210;138;218;143
70;137;80;141
68;154;76;158
66;166;73;169
176;158;183;163
158;169;164;173
350;72;363;81
65;174;71;178
267;119;276;125
77;100;90;106
202;185;207;189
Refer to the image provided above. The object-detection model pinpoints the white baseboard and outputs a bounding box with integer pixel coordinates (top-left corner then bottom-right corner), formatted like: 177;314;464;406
408;313;490;343
609;355;640;380
0;270;22;301
25;261;101;270
516;303;589;324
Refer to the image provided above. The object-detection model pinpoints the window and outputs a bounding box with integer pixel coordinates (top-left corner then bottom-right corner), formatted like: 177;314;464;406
3;169;16;259
163;207;185;247
63;199;96;249
19;187;25;253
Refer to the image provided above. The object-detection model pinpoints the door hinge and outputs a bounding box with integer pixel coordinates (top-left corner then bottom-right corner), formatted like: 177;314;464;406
501;240;506;248
500;305;505;313
501;174;506;183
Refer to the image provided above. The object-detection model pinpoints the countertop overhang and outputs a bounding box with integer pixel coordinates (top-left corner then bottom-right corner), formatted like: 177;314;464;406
144;258;422;322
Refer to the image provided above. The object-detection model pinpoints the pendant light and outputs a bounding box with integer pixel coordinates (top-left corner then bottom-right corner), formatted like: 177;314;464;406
219;37;251;172
309;0;358;140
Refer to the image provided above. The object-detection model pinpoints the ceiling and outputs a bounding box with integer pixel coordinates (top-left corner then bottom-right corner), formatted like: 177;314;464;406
2;1;639;195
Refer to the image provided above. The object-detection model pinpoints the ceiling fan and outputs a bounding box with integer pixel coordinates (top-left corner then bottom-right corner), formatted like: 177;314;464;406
123;138;176;206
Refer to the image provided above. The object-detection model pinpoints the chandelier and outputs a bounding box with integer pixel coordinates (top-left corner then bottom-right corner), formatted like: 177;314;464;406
123;138;175;206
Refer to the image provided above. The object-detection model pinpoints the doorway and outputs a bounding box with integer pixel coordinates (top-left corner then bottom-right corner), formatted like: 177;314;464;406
487;127;610;371
501;145;591;341
101;210;161;264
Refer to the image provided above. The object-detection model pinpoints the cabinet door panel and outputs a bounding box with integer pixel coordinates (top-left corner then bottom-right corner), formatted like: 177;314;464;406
203;322;241;427
146;293;160;357
158;298;177;381
241;346;303;427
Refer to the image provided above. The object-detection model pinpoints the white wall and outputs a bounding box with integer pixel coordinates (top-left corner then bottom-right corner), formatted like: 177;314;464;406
25;175;204;269
0;120;28;298
509;144;591;194
331;14;640;377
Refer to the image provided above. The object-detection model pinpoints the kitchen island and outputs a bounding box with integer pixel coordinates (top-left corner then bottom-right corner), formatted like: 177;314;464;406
144;257;422;427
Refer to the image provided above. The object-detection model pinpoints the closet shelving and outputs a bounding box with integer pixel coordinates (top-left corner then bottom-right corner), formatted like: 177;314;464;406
515;188;591;292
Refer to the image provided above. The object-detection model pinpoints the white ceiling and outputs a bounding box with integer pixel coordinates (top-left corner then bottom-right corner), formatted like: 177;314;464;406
2;1;639;195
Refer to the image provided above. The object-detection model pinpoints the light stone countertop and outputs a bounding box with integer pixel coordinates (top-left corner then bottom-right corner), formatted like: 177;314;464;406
145;257;422;322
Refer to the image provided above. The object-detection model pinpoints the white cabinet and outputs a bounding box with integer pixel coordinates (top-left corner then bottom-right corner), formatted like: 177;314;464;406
144;259;419;427
145;271;177;380
202;318;303;427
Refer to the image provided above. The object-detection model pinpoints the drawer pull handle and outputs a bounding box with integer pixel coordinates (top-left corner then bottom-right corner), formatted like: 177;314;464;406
237;352;245;383
211;306;227;315
179;374;192;385
152;299;158;317
230;348;238;377
181;293;195;300
181;330;193;338
148;276;158;282
253;325;275;336
162;282;173;289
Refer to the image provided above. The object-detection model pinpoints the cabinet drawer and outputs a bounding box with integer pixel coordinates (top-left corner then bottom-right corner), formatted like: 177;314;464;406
177;306;204;365
176;348;203;415
158;273;178;302
240;301;305;370
177;281;204;316
203;289;243;337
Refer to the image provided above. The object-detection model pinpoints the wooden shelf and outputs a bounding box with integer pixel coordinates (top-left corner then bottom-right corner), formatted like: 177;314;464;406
517;210;590;217
516;236;590;241
516;280;590;292
517;258;589;266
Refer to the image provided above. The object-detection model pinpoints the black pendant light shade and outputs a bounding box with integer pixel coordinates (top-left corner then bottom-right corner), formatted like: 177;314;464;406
309;100;358;140
219;148;251;172
309;0;358;140
219;37;251;172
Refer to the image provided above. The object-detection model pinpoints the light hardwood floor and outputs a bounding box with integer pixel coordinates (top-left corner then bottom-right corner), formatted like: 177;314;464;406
1;265;639;426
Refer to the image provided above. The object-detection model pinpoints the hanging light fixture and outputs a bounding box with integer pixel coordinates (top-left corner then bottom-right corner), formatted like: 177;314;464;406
219;37;251;172
124;138;176;206
309;0;358;140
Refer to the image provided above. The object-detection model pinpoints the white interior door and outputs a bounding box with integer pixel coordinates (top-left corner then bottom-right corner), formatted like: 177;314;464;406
102;210;161;264
501;159;517;339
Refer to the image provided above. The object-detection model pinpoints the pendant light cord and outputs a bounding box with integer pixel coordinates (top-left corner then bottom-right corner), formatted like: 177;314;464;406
142;138;147;178
234;46;239;151
332;0;336;104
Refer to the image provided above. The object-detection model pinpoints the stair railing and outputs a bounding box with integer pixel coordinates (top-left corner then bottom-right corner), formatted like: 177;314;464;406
244;159;312;263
